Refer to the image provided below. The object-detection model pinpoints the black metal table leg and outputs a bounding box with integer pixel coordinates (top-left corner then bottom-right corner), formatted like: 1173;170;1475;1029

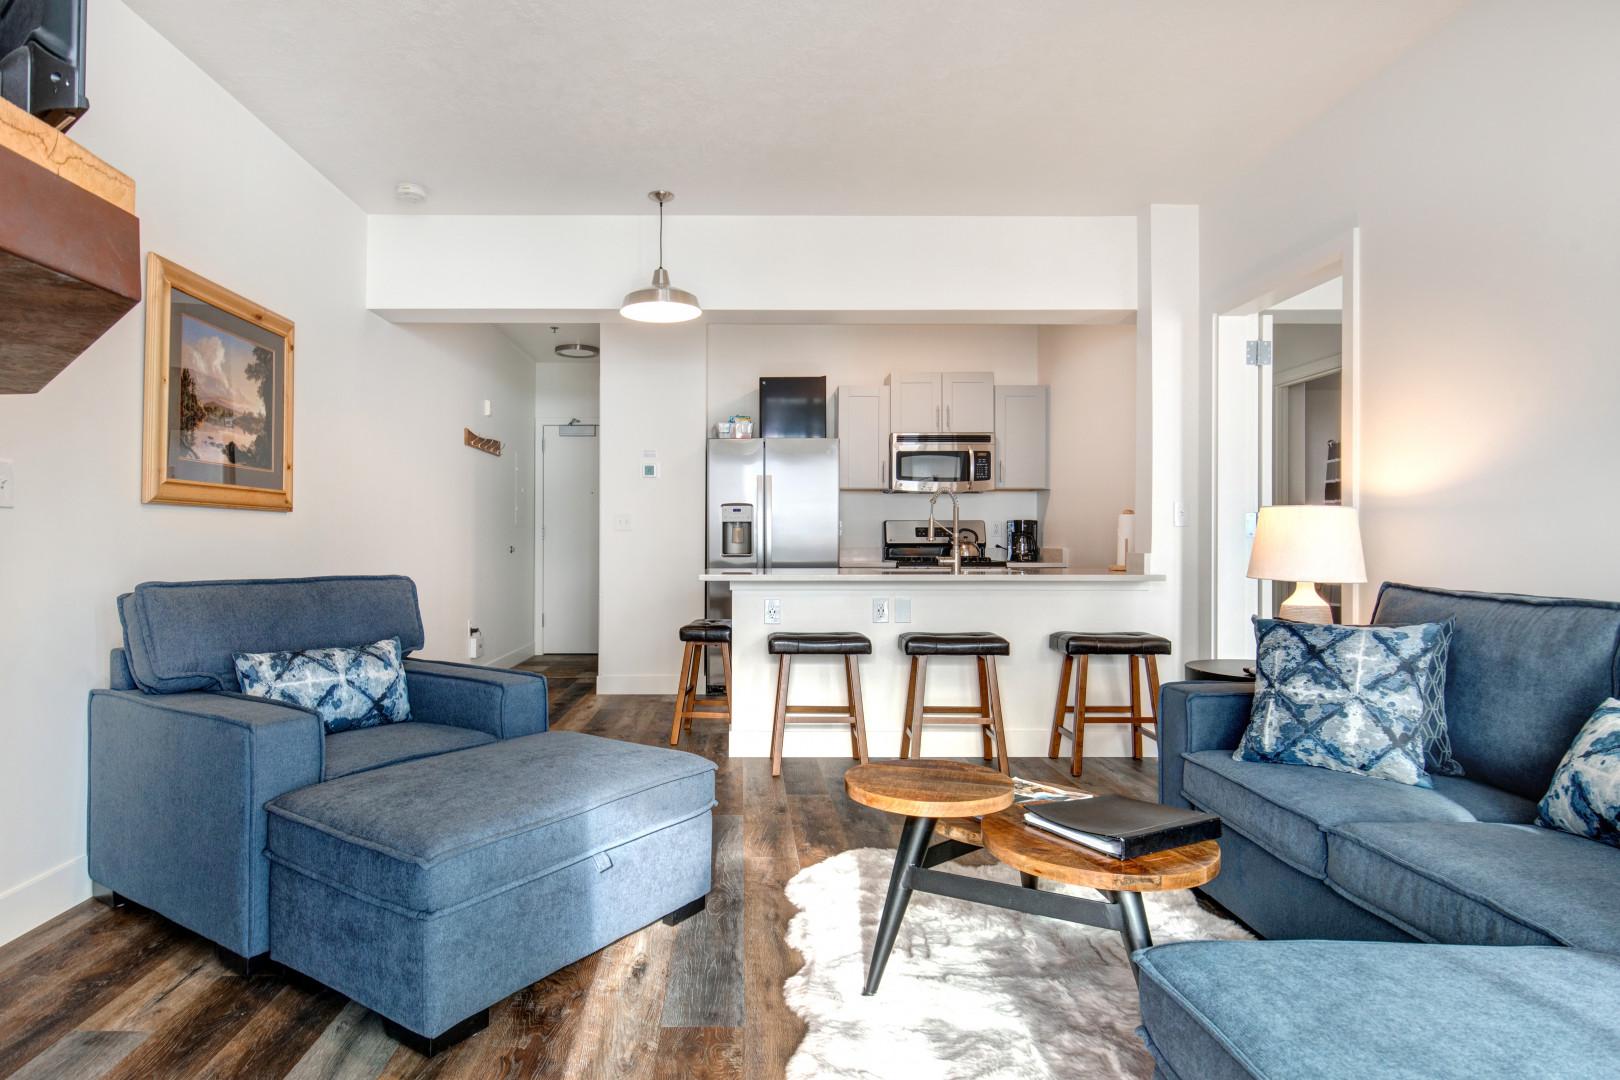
1101;888;1153;983
863;815;936;996
1019;871;1039;890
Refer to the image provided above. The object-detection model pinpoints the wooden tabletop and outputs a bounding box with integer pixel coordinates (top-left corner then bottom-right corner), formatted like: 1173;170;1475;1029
980;804;1220;892
844;760;1014;819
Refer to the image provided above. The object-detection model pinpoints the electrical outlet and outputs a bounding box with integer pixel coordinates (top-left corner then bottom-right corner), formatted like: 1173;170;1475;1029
613;514;632;532
466;621;484;660
871;597;890;624
763;598;782;625
893;597;912;624
1174;500;1188;528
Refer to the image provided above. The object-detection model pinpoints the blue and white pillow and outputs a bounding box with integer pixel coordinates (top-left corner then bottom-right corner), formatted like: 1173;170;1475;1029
1234;617;1454;788
235;637;411;733
1536;699;1620;848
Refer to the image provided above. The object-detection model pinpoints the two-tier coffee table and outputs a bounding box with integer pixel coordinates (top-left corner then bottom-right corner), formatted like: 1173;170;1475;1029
844;759;1220;994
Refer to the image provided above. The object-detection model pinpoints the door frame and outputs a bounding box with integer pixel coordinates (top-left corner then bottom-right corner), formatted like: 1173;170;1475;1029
535;415;601;654
1208;227;1362;654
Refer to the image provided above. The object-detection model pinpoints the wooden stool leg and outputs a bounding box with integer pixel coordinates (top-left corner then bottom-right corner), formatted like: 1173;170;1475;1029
1048;655;1073;758
847;656;870;764
770;655;791;778
985;656;1011;776
899;657;918;758
1129;654;1144;761
1145;654;1162;739
685;650;698;732
1071;655;1089;777
906;657;928;760
977;657;993;763
670;642;696;746
720;644;733;724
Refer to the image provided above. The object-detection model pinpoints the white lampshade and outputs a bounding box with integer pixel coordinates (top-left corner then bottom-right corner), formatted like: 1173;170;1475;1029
1246;505;1367;584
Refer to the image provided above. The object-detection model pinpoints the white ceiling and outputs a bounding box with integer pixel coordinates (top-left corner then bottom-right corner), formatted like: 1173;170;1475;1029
128;0;1465;215
500;323;600;362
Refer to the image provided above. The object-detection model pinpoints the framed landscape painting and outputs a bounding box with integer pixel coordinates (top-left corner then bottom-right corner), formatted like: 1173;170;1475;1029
141;254;294;510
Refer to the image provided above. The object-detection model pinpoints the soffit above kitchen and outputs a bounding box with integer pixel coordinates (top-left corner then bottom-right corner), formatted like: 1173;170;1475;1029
126;0;1465;216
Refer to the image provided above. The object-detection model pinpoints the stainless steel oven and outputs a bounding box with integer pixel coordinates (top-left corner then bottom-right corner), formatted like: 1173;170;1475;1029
889;433;996;493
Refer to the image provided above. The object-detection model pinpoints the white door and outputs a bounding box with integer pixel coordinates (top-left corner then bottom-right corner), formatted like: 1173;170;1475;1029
890;373;942;431
943;372;996;432
836;385;890;489
994;385;1050;489
539;423;600;653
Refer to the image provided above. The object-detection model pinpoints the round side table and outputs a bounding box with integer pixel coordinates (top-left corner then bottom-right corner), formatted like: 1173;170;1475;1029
1183;658;1256;682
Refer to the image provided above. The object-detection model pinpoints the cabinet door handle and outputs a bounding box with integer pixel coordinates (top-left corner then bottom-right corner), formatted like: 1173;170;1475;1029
998;459;1004;484
945;404;951;430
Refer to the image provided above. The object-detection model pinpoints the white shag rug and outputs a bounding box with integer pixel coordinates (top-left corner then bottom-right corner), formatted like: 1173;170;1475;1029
783;847;1253;1080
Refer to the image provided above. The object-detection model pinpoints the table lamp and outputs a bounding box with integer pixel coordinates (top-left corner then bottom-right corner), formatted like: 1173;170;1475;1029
1246;505;1367;624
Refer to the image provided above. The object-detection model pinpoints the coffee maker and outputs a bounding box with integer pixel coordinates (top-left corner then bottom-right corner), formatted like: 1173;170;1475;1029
1007;519;1039;563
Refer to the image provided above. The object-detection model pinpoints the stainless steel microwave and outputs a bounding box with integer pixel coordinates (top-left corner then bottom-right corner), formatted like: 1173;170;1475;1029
889;433;996;493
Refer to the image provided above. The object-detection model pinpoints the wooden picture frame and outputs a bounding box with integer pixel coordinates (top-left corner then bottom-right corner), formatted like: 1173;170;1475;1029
141;254;294;511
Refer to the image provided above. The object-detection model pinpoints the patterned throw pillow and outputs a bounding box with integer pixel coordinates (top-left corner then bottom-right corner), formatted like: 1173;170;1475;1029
234;637;411;733
1536;699;1620;847
1234;617;1454;788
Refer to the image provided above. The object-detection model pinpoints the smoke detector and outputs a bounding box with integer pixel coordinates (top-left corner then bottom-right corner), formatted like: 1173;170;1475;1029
394;181;430;205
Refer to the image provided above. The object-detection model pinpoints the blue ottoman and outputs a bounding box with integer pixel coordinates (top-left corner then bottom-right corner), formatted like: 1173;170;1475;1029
265;730;716;1052
1136;939;1620;1079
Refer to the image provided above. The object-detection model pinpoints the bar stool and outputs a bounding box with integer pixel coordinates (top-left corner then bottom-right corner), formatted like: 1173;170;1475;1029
898;632;1012;776
1047;631;1171;777
670;619;731;746
767;632;873;778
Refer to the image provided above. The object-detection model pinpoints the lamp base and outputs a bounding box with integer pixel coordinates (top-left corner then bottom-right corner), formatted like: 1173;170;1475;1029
1278;581;1333;625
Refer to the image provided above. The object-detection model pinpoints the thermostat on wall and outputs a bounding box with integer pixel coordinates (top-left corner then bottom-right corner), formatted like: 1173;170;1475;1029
641;463;660;479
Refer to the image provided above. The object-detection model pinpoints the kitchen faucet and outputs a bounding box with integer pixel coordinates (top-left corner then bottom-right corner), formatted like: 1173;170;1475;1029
928;491;962;575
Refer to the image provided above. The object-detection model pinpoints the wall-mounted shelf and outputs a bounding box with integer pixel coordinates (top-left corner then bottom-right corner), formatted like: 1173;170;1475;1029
0;98;140;395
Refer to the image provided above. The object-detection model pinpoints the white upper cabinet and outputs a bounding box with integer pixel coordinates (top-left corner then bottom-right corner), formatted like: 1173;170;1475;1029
887;371;995;432
836;385;890;490
890;373;942;432
942;372;995;432
995;385;1050;490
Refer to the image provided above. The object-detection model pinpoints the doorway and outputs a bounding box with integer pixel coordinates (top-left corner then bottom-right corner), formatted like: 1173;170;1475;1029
537;421;600;653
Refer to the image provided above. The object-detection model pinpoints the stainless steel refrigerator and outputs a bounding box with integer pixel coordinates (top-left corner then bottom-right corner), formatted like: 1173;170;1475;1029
705;438;839;689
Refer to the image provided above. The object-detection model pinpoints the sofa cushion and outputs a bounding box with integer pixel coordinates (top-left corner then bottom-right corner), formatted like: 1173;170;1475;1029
120;576;426;694
266;731;716;914
1235;617;1452;788
1371;583;1620;800
1536;697;1620;847
237;637;412;733
1326;821;1620;951
1136;940;1620;1080
1182;750;1474;877
1429;774;1538;823
323;722;493;781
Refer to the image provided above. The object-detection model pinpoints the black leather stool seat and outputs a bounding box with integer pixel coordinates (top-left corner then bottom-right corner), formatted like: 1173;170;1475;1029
679;619;733;644
768;631;873;655
899;632;1010;657
1049;631;1172;656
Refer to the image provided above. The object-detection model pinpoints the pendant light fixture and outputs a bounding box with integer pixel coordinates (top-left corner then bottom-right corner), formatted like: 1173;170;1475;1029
619;190;702;323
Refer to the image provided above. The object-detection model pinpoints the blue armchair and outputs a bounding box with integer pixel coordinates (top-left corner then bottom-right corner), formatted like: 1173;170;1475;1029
87;575;547;964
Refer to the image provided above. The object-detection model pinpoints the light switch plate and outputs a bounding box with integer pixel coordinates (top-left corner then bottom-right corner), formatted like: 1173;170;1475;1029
0;460;12;508
1174;500;1188;527
613;514;632;531
893;597;912;624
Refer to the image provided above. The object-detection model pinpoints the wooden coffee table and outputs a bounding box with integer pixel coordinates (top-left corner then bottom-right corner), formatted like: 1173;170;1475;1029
845;760;1220;994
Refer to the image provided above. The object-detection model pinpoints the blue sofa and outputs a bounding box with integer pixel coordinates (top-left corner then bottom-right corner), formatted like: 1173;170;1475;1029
1138;583;1620;1077
89;575;716;1053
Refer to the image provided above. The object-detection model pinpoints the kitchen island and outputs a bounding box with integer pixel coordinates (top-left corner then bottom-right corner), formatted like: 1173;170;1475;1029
701;568;1172;763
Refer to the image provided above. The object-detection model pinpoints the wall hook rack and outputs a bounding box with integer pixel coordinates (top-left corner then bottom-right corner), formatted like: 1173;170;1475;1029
463;428;503;456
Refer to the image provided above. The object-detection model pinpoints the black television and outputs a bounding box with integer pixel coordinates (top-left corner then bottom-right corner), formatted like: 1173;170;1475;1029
0;0;88;130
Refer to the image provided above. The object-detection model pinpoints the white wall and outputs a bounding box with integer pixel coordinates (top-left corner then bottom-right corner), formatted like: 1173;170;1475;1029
596;324;707;693
535;359;601;422
705;323;1044;559
0;0;535;946
1037;325;1138;567
1203;0;1620;601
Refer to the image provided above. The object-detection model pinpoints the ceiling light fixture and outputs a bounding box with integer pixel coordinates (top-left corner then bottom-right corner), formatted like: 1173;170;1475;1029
549;325;599;359
394;181;429;204
619;190;702;323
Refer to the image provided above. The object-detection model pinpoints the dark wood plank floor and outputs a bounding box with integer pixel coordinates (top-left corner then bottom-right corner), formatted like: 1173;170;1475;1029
0;655;1156;1079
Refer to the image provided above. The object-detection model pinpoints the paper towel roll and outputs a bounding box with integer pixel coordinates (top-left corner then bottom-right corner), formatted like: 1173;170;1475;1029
1114;510;1136;570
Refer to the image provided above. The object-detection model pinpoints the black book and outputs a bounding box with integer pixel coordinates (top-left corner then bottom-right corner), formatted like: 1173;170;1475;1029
1024;795;1221;860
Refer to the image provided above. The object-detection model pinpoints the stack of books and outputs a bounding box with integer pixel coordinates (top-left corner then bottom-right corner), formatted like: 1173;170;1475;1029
1024;795;1220;860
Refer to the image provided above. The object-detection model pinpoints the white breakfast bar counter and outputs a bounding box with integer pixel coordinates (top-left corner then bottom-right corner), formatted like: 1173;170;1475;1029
700;568;1172;762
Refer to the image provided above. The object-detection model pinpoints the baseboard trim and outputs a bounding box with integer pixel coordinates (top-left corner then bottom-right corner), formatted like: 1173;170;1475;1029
596;673;677;695
0;855;90;948
490;642;536;669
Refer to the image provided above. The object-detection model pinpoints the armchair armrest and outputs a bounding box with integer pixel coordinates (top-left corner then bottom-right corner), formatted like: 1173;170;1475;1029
1157;682;1254;810
88;689;323;957
404;659;548;739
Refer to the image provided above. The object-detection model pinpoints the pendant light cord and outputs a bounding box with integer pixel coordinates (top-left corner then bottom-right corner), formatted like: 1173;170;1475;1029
658;198;665;270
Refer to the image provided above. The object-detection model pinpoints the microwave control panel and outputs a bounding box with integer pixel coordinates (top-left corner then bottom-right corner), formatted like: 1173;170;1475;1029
972;451;993;481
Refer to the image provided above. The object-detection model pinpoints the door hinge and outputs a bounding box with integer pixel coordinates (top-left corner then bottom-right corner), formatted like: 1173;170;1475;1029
1245;340;1273;367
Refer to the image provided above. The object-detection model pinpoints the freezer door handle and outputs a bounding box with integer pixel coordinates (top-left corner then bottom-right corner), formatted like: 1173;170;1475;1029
760;473;773;572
